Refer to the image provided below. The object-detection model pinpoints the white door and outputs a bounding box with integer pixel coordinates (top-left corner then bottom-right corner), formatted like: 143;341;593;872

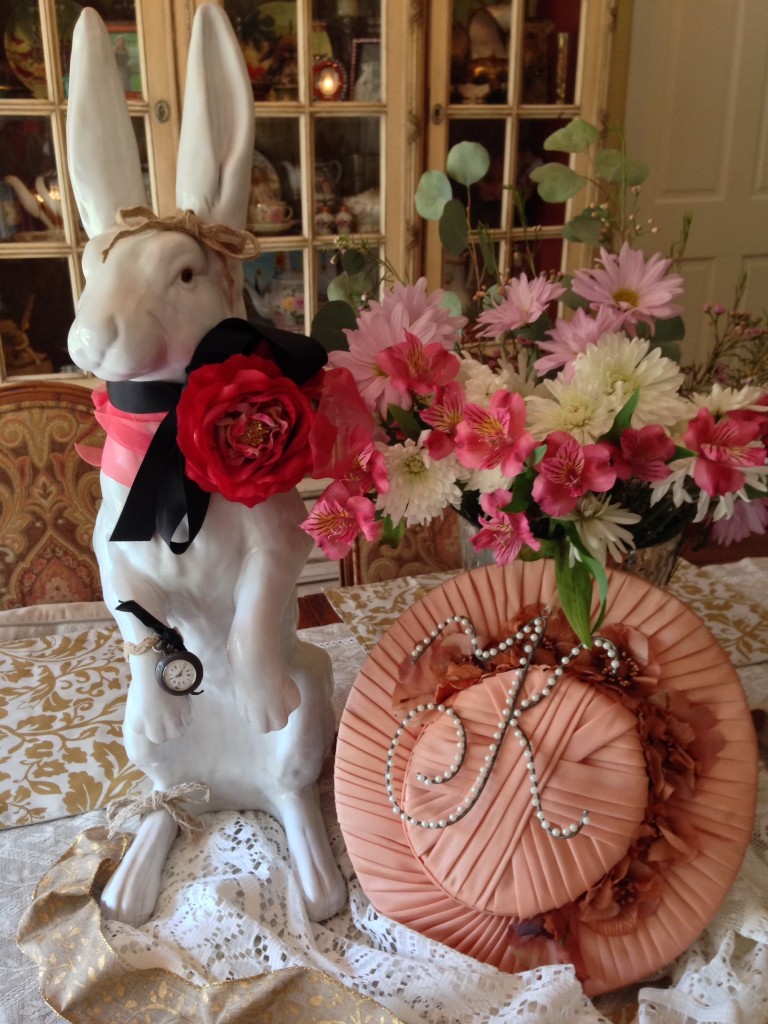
623;0;768;365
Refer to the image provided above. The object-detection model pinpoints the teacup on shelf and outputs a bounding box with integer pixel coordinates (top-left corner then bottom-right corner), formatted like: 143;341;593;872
248;199;293;228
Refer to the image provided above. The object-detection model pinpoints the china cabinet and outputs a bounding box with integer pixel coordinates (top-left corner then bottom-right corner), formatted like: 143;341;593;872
0;0;622;383
422;0;622;296
0;0;624;591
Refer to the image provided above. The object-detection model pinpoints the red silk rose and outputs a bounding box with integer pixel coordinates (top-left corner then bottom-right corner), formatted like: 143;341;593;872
176;353;314;506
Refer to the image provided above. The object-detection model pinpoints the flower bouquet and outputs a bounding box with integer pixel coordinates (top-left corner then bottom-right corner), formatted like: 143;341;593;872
302;120;768;644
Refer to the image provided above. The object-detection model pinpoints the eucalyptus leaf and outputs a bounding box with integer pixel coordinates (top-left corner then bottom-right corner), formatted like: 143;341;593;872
341;249;366;275
415;170;453;220
543;119;600;154
441;289;464;318
446;141;491;186
530;162;588;203
310;300;357;351
327;273;352;304
439;198;469;255
652;315;685;344
563;212;607;245
623;159;649;186
594;148;624;182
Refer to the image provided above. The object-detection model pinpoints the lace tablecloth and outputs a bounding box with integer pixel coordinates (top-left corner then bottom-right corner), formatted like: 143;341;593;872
3;559;767;1024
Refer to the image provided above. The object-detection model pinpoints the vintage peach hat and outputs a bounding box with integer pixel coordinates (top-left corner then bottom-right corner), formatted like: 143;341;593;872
334;560;758;996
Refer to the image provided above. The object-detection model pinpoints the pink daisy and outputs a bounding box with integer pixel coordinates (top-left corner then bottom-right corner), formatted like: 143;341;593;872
471;489;541;563
711;497;768;545
571;242;684;332
534;305;625;376
476;273;565;338
328;309;413;418
378;276;467;350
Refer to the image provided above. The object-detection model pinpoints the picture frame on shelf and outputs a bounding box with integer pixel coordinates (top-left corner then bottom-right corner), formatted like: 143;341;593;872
350;38;381;102
312;57;347;102
105;23;141;99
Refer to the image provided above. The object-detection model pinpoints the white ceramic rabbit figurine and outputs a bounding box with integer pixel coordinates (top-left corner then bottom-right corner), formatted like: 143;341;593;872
66;3;346;927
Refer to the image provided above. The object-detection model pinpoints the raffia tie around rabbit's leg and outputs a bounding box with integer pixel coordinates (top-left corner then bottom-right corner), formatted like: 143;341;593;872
100;807;179;927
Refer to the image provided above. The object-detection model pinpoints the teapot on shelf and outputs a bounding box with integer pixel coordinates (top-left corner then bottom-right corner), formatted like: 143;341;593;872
3;172;63;230
243;268;305;332
314;159;342;205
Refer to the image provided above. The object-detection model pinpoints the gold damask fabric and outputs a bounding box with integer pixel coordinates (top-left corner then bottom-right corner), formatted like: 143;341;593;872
0;625;142;827
17;827;404;1024
0;381;104;610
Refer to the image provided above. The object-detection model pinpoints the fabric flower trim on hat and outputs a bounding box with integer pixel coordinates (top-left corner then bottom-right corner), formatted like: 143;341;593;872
176;353;315;506
391;606;725;976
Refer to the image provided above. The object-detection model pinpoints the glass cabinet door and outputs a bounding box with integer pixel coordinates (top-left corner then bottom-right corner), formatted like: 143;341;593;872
0;0;178;382
423;0;615;299
210;0;418;334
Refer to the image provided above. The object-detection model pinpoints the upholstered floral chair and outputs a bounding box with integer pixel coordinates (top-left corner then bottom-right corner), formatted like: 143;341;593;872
0;381;104;609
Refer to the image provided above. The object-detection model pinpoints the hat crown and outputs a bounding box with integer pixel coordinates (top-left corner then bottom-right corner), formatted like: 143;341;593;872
404;666;648;918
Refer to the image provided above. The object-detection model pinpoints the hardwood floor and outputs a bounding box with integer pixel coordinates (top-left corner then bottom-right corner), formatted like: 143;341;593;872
297;591;341;629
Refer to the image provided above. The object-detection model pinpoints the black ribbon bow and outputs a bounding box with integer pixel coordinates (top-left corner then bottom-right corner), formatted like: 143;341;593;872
107;317;328;554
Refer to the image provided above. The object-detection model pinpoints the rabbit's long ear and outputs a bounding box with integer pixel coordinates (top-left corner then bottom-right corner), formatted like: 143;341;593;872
176;3;254;229
66;9;146;238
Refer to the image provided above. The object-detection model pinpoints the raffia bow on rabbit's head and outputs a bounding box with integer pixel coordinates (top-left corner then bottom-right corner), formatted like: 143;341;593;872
66;4;256;385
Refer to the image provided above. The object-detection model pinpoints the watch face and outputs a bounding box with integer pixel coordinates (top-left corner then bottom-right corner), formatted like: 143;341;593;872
156;651;203;695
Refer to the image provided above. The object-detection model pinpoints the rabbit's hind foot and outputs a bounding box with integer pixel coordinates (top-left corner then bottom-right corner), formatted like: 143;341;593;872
100;808;179;927
278;785;347;922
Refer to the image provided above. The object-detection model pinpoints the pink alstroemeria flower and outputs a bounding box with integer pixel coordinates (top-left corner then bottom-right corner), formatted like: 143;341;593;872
476;273;565;339
301;480;380;559
310;366;385;482
454;390;535;477
683;408;767;496
532;431;616;517
571;242;684;332
376;329;460;396
421;381;466;459
471;489;541;564
612;425;675;482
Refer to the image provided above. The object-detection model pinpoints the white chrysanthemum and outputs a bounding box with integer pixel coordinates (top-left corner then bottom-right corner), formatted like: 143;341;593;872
458;464;513;495
376;434;462;526
686;382;766;416
525;376;616;444
456;356;512;406
571;332;688;428
561;495;642;564
649;456;696;509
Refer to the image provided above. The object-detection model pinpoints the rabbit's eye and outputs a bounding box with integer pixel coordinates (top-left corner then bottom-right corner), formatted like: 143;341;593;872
180;267;194;283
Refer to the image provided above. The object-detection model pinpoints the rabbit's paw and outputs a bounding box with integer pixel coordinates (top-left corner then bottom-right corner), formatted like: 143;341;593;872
101;809;178;926
279;787;347;922
124;674;193;744
235;672;301;733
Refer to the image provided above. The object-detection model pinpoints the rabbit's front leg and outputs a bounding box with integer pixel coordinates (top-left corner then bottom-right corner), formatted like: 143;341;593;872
97;542;193;744
228;492;311;731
